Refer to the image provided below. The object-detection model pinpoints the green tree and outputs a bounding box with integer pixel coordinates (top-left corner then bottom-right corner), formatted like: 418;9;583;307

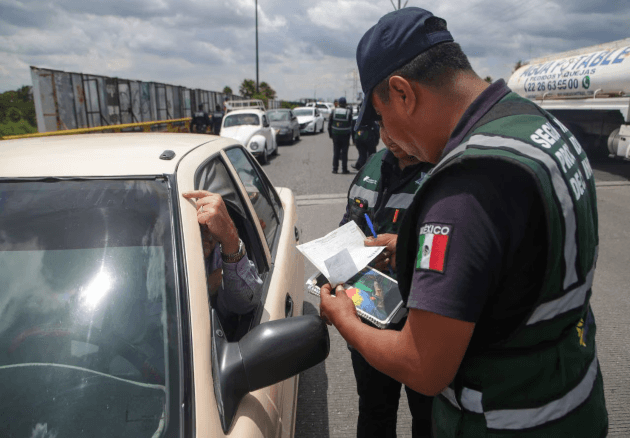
259;82;276;101
7;107;22;123
223;86;233;95
16;85;32;102
484;76;493;84
513;60;527;72
239;79;256;98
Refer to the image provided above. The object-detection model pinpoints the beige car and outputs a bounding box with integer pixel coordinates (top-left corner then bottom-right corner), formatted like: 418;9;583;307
0;133;329;437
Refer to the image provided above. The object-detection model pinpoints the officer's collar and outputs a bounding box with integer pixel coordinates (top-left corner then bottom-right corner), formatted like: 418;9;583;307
440;79;511;160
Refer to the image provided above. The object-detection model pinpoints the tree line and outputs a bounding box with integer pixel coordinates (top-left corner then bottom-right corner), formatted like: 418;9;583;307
0;86;37;137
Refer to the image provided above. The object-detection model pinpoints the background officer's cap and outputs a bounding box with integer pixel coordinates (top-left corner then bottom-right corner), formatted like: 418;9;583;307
354;7;453;128
339;97;347;105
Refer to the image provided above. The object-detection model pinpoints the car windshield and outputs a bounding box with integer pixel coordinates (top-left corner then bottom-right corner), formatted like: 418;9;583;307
316;104;328;110
267;111;290;122
293;109;314;117
224;113;260;127
0;179;179;437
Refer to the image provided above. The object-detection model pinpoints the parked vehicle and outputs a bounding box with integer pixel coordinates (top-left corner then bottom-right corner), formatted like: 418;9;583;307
293;107;325;134
268;109;300;144
0;133;330;438
507;38;630;161
221;100;278;164
314;102;335;120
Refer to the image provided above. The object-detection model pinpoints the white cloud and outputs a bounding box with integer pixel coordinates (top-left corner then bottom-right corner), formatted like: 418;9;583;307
1;0;629;100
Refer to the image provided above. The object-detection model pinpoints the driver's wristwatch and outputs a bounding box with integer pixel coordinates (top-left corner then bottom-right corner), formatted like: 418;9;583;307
221;238;246;263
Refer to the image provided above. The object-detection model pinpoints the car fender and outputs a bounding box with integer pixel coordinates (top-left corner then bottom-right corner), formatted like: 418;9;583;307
248;134;267;152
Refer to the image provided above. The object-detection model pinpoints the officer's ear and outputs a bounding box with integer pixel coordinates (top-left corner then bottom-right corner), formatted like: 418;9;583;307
388;76;417;118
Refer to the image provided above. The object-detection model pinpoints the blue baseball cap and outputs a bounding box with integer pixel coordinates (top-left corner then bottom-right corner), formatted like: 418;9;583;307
339;97;347;105
354;7;453;128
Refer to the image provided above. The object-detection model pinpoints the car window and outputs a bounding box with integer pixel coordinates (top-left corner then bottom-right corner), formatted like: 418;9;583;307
0;179;180;437
316;104;327;109
224;147;281;250
194;158;267;275
293;109;313;117
262;115;269;127
268;111;290;122
223;113;260;127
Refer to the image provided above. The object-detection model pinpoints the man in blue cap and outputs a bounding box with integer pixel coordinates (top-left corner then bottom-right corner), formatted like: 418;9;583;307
320;6;607;438
328;96;353;174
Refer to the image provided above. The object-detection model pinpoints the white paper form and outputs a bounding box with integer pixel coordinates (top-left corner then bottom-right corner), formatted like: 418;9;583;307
297;221;385;285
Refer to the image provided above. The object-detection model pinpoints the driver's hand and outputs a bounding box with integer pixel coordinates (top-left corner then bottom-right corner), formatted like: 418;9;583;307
182;190;240;254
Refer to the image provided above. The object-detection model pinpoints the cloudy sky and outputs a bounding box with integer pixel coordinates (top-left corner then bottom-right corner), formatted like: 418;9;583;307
1;0;628;101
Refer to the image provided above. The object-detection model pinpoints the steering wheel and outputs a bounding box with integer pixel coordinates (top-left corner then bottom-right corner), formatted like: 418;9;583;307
8;324;165;384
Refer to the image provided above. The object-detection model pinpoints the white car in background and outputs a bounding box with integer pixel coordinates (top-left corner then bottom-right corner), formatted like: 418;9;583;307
314;102;335;120
293;107;325;135
221;109;277;164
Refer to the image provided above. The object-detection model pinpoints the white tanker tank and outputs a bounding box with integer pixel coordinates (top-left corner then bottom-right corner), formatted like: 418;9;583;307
506;38;630;161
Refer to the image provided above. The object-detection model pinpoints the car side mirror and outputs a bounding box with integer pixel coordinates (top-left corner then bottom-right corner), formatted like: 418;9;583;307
211;309;330;434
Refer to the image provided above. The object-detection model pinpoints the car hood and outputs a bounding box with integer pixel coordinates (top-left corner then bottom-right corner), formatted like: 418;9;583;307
296;116;315;124
220;125;261;144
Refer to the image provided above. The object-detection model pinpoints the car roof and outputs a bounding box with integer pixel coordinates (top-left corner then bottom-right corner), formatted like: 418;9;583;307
226;109;265;116
0;133;234;178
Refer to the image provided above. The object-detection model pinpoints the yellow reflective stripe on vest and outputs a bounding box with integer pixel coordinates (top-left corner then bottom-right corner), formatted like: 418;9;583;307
441;354;599;429
385;192;415;209
527;263;596;325
348;185;378;206
436;134;579;289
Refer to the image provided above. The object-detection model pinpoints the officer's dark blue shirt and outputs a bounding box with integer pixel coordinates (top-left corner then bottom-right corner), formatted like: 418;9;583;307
405;80;547;350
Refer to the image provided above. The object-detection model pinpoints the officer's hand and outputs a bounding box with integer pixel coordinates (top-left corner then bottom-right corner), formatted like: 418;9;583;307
320;283;360;326
365;233;398;270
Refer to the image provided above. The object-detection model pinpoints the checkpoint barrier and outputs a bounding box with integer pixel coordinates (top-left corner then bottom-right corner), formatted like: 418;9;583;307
0;118;194;141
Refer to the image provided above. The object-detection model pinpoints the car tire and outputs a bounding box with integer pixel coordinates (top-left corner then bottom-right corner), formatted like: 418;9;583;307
271;141;278;156
320;122;324;133
260;146;268;164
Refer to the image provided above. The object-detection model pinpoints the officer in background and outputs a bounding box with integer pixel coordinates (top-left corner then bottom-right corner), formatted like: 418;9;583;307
352;110;380;169
340;130;434;438
320;7;607;437
211;104;224;135
328;97;353;174
190;104;211;134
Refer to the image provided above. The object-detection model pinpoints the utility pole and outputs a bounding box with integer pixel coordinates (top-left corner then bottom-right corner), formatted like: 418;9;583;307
255;0;259;93
390;0;409;10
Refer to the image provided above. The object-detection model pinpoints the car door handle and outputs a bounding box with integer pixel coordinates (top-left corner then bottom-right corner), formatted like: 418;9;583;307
285;294;294;318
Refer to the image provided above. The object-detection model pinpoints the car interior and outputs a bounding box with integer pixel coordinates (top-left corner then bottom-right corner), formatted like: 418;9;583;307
194;151;281;341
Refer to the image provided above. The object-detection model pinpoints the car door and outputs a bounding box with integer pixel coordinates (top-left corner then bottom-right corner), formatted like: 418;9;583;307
314;110;322;131
261;114;274;153
176;143;304;438
223;146;304;437
289;111;298;136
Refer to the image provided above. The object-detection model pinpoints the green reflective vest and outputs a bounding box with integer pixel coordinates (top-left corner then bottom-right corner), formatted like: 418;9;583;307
331;107;352;136
348;149;430;242
397;92;607;437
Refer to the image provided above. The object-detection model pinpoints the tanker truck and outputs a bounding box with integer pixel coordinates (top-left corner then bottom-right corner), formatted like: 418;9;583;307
507;38;630;161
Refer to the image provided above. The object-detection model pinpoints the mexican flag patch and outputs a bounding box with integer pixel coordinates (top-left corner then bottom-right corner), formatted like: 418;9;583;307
416;223;452;273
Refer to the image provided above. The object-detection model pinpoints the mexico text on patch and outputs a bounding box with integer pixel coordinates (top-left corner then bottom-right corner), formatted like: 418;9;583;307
415;223;452;273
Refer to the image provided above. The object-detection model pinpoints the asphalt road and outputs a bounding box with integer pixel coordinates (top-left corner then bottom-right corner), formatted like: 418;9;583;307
262;125;630;437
